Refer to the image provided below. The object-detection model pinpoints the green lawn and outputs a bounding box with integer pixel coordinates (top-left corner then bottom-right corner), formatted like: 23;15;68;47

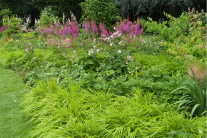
0;65;33;138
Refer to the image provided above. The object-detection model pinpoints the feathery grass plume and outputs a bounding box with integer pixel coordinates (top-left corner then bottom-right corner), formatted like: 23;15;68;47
36;26;41;35
84;19;90;33
50;22;54;34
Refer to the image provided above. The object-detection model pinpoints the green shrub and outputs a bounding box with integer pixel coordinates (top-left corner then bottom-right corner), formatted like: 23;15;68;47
80;0;120;30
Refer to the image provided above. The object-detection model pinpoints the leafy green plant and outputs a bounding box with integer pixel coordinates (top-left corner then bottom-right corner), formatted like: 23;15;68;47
80;0;120;30
2;15;23;38
21;80;206;137
170;68;207;116
37;6;58;27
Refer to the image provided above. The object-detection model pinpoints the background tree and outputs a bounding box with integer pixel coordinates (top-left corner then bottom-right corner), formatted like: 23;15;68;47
117;0;206;20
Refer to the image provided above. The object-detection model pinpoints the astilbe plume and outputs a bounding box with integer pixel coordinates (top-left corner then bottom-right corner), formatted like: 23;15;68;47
99;21;103;32
43;27;47;34
85;19;90;33
91;18;98;35
36;26;41;35
46;27;50;34
50;22;54;34
109;29;112;36
56;22;59;31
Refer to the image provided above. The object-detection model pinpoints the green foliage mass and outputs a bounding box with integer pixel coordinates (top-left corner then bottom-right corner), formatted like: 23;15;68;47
80;0;120;29
21;80;206;137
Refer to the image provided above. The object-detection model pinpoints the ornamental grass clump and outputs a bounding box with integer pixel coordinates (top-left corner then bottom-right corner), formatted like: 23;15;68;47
21;80;206;137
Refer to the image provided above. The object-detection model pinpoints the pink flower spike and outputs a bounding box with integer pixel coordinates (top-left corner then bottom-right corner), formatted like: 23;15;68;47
99;20;103;32
56;22;59;31
36;26;41;34
109;29;112;36
55;30;58;36
50;22;54;33
43;27;47;34
85;19;90;33
47;27;50;34
127;37;129;42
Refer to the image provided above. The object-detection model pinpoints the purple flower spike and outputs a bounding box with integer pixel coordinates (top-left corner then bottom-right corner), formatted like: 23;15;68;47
43;27;47;34
127;37;129;42
85;19;90;33
59;29;62;36
99;21;103;32
36;26;41;34
109;29;112;36
120;19;124;32
25;30;29;34
55;30;58;36
50;22;54;33
47;27;50;34
131;32;134;38
56;22;59;31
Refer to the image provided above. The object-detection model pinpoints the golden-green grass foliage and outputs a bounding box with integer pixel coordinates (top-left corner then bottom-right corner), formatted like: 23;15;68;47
21;80;206;137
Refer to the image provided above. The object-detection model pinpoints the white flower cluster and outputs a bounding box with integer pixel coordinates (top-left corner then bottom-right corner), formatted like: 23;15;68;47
88;46;100;55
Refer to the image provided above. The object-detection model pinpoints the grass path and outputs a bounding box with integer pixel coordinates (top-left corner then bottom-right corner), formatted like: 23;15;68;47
0;65;33;138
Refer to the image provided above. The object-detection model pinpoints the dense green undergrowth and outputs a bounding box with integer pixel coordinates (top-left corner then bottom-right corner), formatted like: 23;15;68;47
21;80;206;137
0;9;206;137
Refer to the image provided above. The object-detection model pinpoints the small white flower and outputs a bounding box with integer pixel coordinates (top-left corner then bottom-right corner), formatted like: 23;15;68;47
118;50;121;53
15;100;16;102
97;49;100;52
73;50;76;53
57;78;59;82
110;42;113;46
119;40;123;45
93;46;96;48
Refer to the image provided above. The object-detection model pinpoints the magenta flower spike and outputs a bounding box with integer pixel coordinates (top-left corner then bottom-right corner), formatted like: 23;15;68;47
30;29;33;32
36;26;41;34
55;30;58;36
43;27;47;34
115;24;120;32
50;22;54;34
59;29;62;36
85;19;90;33
120;19;124;32
109;29;112;36
99;20;103;32
131;31;134;38
56;22;59;31
25;30;29;34
71;18;75;29
127;37;129;42
47;27;50;34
